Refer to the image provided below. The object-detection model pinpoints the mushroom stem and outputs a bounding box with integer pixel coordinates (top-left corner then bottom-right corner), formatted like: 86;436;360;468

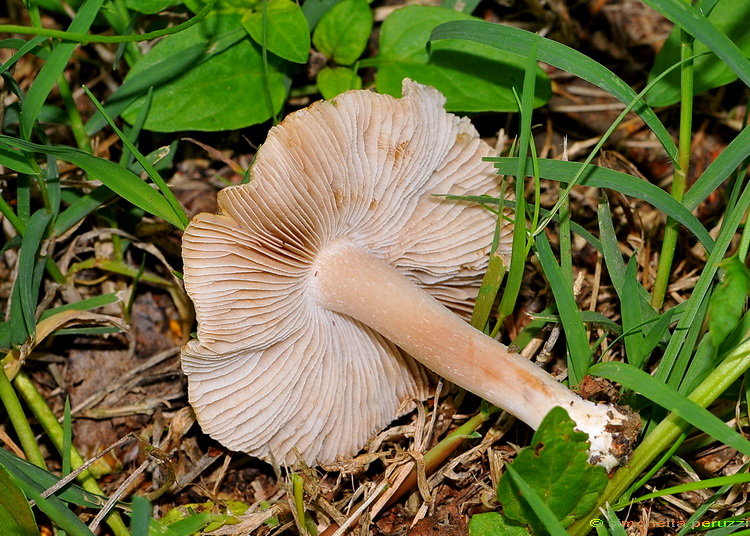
312;240;637;469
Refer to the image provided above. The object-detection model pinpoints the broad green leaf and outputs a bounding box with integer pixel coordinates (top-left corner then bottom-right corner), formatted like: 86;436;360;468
374;6;550;112
429;20;678;163
468;512;527;536
493;157;713;251
301;0;343;29
503;466;570;536
0;463;39;536
498;407;607;534
185;0;255;15
708;256;750;348
0;136;184;229
647;0;750;106
122;15;287;131
85;41;210;135
316;67;362;99
243;0;310;64
312;0;372;65
642;0;750;89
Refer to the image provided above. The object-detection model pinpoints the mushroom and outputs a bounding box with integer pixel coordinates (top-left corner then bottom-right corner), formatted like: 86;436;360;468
181;79;638;469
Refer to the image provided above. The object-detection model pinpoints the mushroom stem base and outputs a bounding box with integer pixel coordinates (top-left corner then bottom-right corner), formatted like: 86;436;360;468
311;240;638;469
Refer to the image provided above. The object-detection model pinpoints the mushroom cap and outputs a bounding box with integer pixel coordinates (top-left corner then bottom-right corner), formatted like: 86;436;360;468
181;79;512;465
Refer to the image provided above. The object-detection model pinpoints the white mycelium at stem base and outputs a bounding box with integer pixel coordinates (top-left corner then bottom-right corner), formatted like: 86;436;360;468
311;239;634;470
181;79;638;469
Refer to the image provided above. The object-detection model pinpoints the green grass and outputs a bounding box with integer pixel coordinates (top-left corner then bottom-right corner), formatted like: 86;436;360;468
2;0;750;534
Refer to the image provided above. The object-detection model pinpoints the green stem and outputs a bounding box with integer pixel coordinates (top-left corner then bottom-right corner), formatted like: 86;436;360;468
0;364;47;468
58;74;93;154
0;0;216;43
106;0;142;66
13;371;130;536
496;39;538;329
651;26;694;309
384;405;497;511
569;336;750;535
67;257;176;288
560;187;573;287
0;197;25;235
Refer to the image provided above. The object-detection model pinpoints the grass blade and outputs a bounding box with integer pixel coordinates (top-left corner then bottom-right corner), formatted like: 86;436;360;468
0;463;39;536
0;136;184;229
16;209;51;338
82;87;189;230
591;361;750;458
684;123;750;211
622;257;645;368
130;495;152;536
503;464;569;536
535;232;591;384
53;186;117;236
493;158;713;250
643;0;750;88
20;0;104;140
657;174;750;387
0;146;36;174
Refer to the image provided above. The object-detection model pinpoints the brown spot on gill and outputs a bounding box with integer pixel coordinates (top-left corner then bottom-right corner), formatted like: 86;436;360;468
369;199;378;211
394;140;410;162
333;189;343;207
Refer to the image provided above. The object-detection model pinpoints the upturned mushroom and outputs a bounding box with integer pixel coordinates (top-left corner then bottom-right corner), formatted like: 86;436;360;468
181;79;637;470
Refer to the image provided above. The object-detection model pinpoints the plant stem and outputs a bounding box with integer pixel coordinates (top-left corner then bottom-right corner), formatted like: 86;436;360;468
0;363;47;468
0;0;216;43
13;371;130;536
58;74;93;154
569;334;750;535
651;25;694;309
383;406;495;510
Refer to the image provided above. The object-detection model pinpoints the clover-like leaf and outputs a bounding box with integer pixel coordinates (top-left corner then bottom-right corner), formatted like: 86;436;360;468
243;0;310;64
469;512;527;536
312;0;372;65
316;66;362;99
